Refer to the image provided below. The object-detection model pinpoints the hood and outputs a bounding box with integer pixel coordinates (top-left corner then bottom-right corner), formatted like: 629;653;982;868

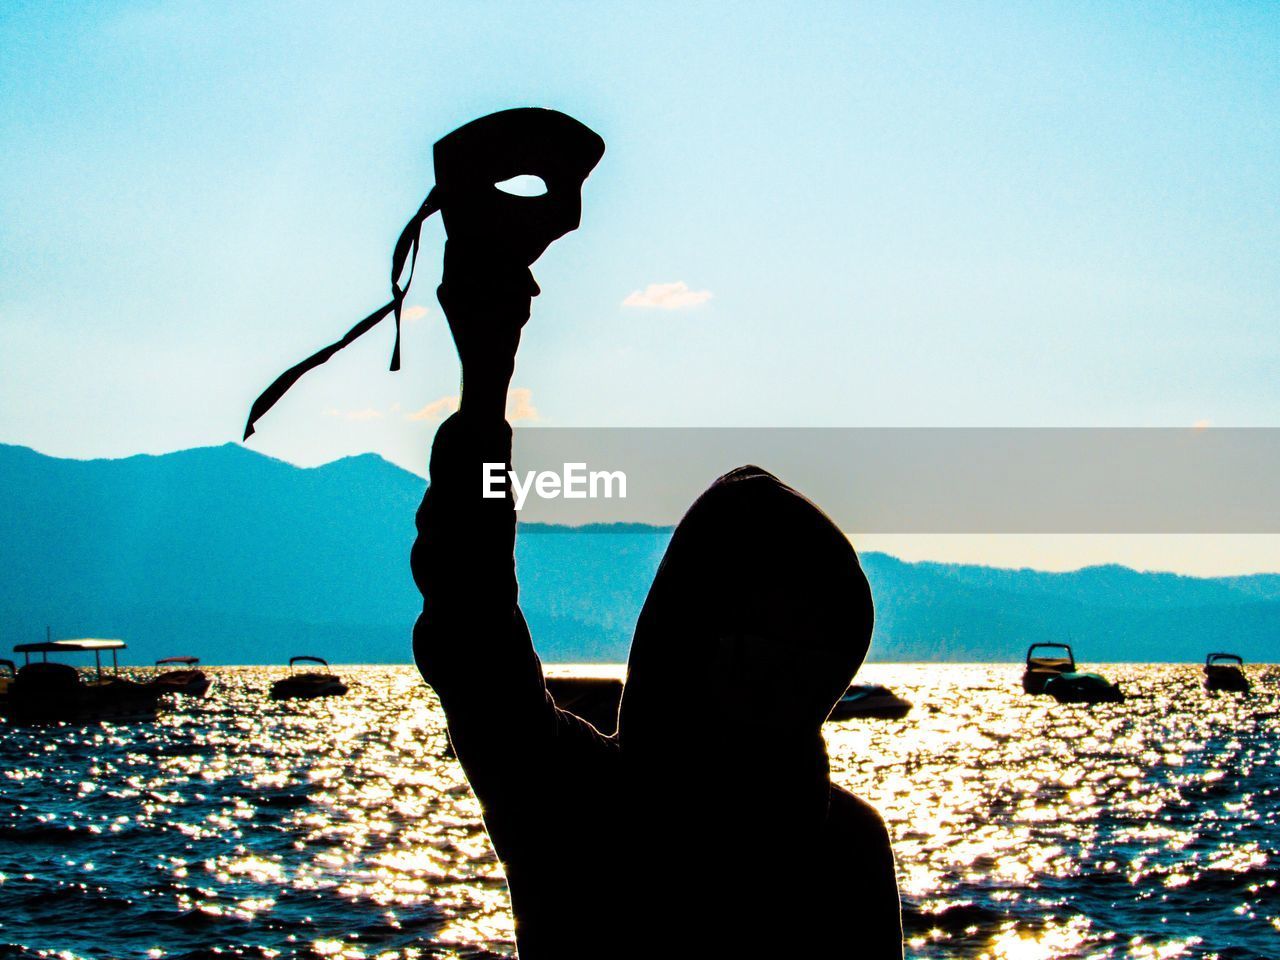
617;465;873;753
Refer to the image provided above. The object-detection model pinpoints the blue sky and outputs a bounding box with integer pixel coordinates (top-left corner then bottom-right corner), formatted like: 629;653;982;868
2;2;1278;572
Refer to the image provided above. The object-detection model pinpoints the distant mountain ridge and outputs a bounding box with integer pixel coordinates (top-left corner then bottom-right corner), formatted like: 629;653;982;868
1;443;1276;665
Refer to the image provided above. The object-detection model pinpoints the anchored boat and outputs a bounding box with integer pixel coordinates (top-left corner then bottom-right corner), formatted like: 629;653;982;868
152;656;212;697
1022;643;1076;694
270;656;348;700
0;659;15;709
1044;670;1125;704
827;684;913;721
1203;653;1250;693
6;639;160;724
544;676;623;733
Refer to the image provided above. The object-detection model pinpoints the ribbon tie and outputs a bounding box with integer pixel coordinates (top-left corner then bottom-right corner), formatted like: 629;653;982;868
242;189;440;440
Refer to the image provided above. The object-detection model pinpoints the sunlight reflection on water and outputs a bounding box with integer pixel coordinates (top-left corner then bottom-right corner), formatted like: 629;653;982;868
0;664;1276;959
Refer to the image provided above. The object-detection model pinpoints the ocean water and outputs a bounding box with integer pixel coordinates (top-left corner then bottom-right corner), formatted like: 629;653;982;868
1;664;1276;959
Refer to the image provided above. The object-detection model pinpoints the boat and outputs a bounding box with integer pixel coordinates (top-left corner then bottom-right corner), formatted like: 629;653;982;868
151;656;212;697
544;676;623;732
0;659;15;708
827;684;913;721
1044;671;1125;704
1203;653;1250;693
270;656;348;700
6;639;161;724
1022;643;1076;694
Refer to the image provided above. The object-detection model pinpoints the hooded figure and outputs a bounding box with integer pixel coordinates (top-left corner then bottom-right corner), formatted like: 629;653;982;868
413;421;902;959
621;464;873;749
245;105;900;953
407;107;898;960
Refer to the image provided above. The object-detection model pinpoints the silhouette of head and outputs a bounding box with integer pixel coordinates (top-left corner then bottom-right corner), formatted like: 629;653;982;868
618;466;873;757
434;107;606;266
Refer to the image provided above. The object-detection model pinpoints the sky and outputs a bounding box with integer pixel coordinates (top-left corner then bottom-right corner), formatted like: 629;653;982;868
2;2;1278;574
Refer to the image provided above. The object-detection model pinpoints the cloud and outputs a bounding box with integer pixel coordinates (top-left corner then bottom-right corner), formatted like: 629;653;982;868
407;395;460;421
621;281;712;310
506;387;540;423
402;305;430;323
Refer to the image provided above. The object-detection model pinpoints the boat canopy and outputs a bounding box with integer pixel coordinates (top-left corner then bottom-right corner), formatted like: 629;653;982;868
1206;652;1244;667
1026;642;1075;666
289;655;330;669
156;656;200;666
1027;642;1073;657
13;638;127;676
14;639;127;653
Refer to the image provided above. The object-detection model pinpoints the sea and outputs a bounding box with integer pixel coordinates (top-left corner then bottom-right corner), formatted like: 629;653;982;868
1;664;1276;960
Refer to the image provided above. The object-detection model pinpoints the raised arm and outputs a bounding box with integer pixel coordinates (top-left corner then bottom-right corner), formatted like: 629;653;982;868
410;248;556;762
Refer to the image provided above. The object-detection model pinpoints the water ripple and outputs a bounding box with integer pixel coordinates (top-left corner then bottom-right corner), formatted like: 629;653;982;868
0;664;1276;959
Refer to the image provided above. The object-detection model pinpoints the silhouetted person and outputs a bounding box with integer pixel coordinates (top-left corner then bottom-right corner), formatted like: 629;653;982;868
411;228;902;958
241;105;900;959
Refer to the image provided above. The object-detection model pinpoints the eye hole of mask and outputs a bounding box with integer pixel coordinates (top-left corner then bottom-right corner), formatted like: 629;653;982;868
494;174;548;197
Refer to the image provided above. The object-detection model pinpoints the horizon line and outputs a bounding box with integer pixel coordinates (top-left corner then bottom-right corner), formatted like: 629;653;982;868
5;438;1280;580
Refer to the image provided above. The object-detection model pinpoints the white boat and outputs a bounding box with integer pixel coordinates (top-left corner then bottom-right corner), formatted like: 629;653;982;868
7;638;160;724
827;684;913;721
1022;643;1076;694
152;656;212;697
544;675;623;732
270;656;348;700
1203;653;1250;693
0;659;15;709
1044;671;1125;704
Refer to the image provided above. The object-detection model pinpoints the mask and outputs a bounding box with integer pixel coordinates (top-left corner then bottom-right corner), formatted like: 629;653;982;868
243;107;605;440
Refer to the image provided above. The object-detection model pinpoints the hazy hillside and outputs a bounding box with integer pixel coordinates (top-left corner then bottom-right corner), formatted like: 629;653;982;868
1;443;1277;665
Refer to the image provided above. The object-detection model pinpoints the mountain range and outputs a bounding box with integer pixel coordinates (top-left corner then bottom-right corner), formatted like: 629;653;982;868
1;443;1276;665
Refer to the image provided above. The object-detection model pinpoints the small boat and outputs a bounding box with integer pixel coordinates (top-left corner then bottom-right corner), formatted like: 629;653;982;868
1203;653;1250;693
0;659;15;708
1022;643;1076;694
152;656;212;697
6;639;160;724
827;684;913;721
545;676;623;732
270;656;348;700
1044;671;1124;704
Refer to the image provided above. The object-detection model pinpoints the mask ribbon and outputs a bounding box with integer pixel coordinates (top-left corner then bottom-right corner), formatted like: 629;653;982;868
242;189;440;440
